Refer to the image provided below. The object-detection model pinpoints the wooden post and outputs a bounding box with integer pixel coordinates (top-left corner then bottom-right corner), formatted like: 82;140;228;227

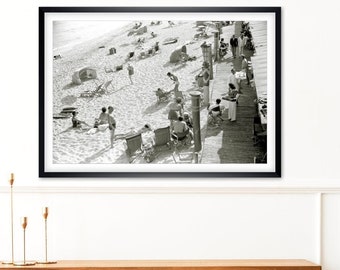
201;42;213;80
213;30;219;62
190;91;202;152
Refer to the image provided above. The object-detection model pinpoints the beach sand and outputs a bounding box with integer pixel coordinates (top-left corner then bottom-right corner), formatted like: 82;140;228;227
52;21;234;164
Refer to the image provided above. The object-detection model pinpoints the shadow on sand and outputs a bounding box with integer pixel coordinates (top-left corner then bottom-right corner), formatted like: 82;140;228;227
80;145;112;164
143;102;169;116
63;83;78;90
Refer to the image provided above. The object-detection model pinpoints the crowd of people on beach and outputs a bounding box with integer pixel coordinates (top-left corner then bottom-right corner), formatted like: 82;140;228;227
71;66;195;153
64;20;256;163
72;106;116;148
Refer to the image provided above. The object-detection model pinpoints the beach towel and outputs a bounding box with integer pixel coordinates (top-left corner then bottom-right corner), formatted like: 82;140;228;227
163;37;178;45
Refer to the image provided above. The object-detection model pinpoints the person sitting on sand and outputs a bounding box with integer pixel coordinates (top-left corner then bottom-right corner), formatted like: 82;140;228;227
133;22;142;29
86;108;110;135
71;111;91;129
151;32;157;38
127;51;135;61
208;99;224;125
153;42;160;53
98;107;108;125
183;112;193;129
172;116;193;142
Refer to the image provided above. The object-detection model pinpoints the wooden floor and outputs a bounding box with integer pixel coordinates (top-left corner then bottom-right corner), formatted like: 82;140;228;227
201;22;266;164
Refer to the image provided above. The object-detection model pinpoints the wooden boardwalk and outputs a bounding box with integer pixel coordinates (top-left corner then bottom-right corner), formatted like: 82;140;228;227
200;22;265;164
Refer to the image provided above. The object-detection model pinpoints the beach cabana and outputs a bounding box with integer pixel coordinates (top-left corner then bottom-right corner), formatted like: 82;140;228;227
72;67;97;85
169;45;187;63
109;47;116;55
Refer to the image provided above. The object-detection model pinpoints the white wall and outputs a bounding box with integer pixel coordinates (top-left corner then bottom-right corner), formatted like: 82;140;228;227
1;0;340;269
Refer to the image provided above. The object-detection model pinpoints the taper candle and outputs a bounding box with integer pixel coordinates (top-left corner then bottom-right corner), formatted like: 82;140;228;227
13;217;36;266
2;173;15;265
43;207;48;219
37;207;57;264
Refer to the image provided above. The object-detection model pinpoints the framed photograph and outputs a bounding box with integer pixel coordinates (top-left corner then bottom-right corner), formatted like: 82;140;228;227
39;6;281;178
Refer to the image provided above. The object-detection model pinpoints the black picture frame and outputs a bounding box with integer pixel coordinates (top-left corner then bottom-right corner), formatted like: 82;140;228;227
39;6;281;178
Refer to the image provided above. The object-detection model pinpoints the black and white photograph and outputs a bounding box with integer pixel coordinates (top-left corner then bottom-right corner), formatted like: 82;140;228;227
39;7;281;177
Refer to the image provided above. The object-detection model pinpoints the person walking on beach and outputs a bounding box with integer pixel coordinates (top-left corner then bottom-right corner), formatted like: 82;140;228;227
230;34;238;58
127;63;134;85
107;106;116;148
167;72;179;92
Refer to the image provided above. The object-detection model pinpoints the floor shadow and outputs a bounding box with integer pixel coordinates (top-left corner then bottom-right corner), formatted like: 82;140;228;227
204;125;223;139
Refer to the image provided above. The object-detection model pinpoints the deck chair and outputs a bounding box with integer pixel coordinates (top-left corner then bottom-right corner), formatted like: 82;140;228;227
253;116;267;146
98;80;114;94
154;126;171;148
79;83;104;98
125;133;142;163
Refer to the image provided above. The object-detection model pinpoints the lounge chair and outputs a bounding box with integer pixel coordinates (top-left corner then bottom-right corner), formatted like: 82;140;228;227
79;80;113;98
125;133;143;163
154;126;171;148
253;116;267;146
79;83;104;98
98;80;114;94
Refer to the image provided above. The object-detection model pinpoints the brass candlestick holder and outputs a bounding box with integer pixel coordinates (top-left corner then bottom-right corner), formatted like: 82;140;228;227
37;207;57;264
13;217;36;266
2;173;15;265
